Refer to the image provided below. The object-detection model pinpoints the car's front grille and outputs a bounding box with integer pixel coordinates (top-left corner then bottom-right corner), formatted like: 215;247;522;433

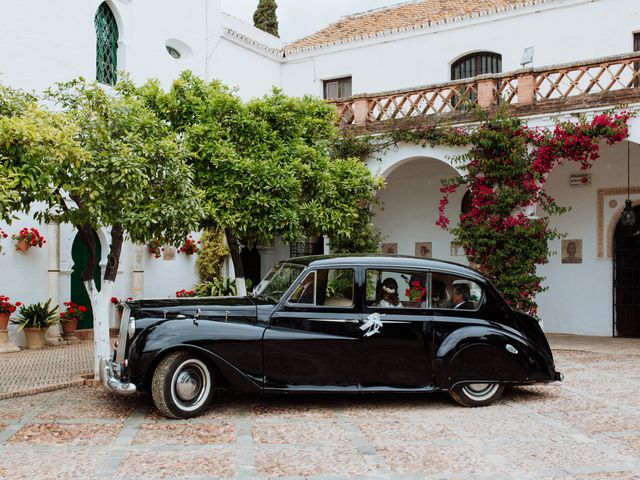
115;305;131;365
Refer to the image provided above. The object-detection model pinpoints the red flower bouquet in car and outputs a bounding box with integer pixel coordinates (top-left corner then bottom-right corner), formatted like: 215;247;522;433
0;296;21;329
178;235;201;255
12;228;46;252
59;301;87;337
405;281;427;303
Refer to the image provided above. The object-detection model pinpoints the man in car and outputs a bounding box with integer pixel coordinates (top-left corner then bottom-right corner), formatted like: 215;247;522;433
452;283;474;310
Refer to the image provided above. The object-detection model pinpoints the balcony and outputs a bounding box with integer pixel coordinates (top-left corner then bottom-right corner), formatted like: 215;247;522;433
332;52;640;130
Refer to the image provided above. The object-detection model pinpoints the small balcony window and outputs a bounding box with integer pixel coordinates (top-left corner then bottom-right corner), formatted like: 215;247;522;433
451;52;502;80
323;77;352;100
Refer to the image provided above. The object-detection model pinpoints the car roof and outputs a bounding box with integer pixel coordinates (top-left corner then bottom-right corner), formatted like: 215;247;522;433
280;254;485;280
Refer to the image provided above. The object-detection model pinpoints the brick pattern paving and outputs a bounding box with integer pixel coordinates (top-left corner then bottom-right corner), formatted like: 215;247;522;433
0;346;638;478
0;342;93;399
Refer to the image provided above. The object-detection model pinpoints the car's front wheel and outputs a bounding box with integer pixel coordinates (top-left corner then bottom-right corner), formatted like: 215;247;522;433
151;351;213;419
449;383;505;407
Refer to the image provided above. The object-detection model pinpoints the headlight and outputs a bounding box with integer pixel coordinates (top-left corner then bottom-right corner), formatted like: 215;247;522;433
127;317;136;339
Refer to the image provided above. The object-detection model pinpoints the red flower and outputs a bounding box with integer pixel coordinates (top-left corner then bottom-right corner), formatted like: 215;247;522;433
78;306;87;313
111;297;119;304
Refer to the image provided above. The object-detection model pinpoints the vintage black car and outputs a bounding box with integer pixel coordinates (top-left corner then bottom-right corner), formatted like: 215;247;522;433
104;255;562;418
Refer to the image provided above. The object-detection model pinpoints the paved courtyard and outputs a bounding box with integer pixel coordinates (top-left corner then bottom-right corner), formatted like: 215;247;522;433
0;339;638;479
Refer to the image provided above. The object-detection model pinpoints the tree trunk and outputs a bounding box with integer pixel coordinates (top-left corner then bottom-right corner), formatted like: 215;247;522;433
105;225;123;282
225;228;247;296
77;224;97;282
84;279;114;378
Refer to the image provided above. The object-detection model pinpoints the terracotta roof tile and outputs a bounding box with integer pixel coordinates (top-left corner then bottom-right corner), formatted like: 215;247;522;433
286;0;552;53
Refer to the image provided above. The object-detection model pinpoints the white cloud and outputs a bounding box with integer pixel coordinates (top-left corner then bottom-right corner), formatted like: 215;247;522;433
221;0;407;43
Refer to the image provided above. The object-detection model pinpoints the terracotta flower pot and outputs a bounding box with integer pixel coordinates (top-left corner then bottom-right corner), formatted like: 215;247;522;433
0;312;9;330
61;317;78;336
24;327;46;350
16;239;30;253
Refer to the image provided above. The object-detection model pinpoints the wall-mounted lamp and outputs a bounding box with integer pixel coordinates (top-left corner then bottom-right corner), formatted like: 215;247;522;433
621;142;636;227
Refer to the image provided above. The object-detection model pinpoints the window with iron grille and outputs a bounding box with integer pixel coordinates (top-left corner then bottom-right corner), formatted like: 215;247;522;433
323;77;352;100
451;52;502;80
95;3;119;86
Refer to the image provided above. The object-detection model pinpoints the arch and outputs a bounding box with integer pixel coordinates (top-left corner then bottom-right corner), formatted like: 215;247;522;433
367;143;467;180
95;2;119;85
451;51;502;80
607;199;640;258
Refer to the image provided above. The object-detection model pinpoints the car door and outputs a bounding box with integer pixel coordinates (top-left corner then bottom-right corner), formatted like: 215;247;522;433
358;268;434;390
263;267;360;391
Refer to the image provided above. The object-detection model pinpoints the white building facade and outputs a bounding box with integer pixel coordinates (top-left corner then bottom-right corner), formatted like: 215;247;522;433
1;0;639;339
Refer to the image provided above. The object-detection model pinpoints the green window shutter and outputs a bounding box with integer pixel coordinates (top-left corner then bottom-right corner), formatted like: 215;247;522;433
94;2;119;86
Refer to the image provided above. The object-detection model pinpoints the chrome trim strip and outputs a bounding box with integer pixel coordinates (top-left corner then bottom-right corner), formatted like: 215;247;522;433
308;318;360;324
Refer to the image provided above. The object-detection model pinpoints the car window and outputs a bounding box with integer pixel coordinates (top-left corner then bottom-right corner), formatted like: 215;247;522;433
431;272;483;311
366;269;428;308
288;269;354;307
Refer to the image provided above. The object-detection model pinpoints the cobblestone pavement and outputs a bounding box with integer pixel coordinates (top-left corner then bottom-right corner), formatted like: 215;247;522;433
0;342;92;399
0;340;638;479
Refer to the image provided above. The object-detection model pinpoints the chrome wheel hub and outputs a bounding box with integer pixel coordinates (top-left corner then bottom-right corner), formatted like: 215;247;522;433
462;383;500;401
170;359;211;412
175;370;201;401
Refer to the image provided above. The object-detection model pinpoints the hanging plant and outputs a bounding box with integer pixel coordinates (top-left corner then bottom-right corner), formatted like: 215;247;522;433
178;235;201;256
147;239;163;258
12;227;46;252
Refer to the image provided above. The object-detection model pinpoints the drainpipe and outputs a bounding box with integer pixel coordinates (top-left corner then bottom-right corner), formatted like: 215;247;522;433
46;219;62;344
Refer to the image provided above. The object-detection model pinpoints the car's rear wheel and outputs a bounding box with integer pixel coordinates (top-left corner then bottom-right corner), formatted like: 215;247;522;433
449;382;504;407
151;351;213;419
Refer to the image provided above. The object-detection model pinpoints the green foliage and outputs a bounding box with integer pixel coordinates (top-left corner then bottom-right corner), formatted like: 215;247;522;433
196;229;229;282
0;84;86;223
193;277;252;297
11;300;58;331
137;72;381;258
253;0;279;37
43;78;204;247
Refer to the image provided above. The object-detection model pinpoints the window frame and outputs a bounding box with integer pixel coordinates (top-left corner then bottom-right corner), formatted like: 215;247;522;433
451;52;502;81
429;269;485;312
323;76;353;100
364;268;431;311
285;268;356;309
95;2;119;86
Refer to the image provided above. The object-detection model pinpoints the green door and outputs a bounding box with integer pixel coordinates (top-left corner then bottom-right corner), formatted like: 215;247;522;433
71;231;102;330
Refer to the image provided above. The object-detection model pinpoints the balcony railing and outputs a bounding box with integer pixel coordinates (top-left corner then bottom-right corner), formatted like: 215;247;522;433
332;52;640;127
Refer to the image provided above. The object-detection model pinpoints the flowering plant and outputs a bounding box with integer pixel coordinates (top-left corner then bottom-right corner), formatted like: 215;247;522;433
176;289;196;298
0;228;7;253
12;227;46;249
111;297;133;312
147;239;163;258
178;235;200;255
0;296;21;315
59;301;87;324
405;281;427;302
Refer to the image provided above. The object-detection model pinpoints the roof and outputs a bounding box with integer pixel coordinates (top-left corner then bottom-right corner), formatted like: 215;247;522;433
283;254;484;279
285;0;554;53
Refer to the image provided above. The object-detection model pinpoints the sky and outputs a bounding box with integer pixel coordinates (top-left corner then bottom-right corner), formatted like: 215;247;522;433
221;0;408;43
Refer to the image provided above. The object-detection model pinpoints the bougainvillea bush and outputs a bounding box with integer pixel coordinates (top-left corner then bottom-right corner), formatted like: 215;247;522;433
436;111;632;315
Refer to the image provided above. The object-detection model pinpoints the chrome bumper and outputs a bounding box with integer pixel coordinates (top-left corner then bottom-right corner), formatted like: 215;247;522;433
102;359;137;396
551;371;564;385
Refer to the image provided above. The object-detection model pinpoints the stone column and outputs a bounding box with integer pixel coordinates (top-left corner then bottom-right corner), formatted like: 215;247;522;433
132;244;145;299
46;220;62;345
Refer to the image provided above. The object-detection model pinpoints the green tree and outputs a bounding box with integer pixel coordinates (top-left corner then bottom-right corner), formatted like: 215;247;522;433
253;0;279;37
1;79;204;376
138;72;381;294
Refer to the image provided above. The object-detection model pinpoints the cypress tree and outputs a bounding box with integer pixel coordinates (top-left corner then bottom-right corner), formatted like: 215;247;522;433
253;0;279;38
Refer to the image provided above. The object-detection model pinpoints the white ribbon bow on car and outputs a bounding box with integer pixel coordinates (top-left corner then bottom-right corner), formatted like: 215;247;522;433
360;312;384;337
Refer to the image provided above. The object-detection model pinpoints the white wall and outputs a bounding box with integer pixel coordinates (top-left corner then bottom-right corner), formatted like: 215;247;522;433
281;0;640;98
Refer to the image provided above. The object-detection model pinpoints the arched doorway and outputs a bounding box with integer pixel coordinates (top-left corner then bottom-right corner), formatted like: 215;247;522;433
614;204;640;337
71;231;102;330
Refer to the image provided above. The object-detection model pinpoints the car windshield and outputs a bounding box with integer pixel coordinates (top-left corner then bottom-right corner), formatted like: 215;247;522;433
253;263;305;301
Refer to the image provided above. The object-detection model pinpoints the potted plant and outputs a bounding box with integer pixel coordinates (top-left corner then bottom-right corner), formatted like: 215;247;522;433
12;227;46;253
11;300;58;349
59;301;87;341
147;239;163;258
178;235;201;256
0;295;21;330
175;289;196;298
